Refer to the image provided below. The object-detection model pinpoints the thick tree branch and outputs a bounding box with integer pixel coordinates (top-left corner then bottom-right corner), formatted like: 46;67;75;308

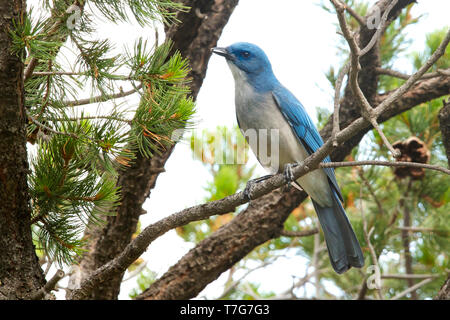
30;270;65;300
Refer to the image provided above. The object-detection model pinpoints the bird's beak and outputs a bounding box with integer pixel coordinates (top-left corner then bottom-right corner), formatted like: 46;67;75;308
211;47;234;61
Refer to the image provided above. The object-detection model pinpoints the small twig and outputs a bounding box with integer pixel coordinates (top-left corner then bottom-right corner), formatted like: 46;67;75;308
382;274;441;280
32;71;84;77
359;0;398;57
27;111;79;139
376;29;450;114
357;167;385;215
43;255;53;277
280;228;319;238
23;1;82;82
390;278;434;300
375;67;450;80
343;2;366;26
62;84;143;107
360;183;383;300
48;115;132;125
274;267;329;300
396;226;446;234
217;260;271;299
30;269;65;300
121;261;148;283
320;160;450;176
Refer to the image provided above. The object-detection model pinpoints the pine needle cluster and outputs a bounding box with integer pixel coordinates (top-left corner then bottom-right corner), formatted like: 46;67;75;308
10;0;195;265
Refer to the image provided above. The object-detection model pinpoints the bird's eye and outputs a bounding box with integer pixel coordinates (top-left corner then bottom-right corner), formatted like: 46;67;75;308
241;51;250;58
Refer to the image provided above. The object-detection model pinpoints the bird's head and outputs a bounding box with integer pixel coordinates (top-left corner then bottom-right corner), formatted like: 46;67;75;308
211;42;273;81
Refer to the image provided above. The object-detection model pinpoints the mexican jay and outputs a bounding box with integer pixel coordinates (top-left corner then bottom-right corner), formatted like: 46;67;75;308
212;42;364;274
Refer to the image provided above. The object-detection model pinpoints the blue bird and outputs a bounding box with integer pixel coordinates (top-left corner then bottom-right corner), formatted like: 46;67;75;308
212;42;364;274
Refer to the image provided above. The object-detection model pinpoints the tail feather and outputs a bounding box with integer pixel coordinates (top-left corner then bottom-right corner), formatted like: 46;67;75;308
312;191;364;274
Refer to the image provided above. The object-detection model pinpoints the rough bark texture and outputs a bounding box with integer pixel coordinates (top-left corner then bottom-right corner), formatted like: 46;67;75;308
438;99;450;167
435;275;450;300
0;0;45;299
71;0;240;299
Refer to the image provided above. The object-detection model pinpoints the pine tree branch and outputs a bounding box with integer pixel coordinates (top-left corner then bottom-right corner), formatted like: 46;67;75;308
24;1;84;82
360;183;383;300
331;61;350;146
27;111;80;139
63;84;143;107
49;115;132;125
32;71;83;76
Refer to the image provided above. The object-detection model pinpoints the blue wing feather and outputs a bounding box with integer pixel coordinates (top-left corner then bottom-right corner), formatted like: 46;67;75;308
272;87;343;201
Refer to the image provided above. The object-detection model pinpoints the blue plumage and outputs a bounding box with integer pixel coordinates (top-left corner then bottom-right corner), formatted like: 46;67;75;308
212;42;364;273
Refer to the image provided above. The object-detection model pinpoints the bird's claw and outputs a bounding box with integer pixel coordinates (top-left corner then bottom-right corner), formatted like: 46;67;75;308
243;175;273;201
284;163;295;186
282;163;297;192
243;180;256;200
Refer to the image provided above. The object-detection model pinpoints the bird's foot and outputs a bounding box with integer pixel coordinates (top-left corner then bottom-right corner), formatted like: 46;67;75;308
282;163;296;192
284;163;296;185
243;175;273;200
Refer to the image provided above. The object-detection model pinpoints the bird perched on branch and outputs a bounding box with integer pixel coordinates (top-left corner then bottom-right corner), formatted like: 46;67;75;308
212;42;364;274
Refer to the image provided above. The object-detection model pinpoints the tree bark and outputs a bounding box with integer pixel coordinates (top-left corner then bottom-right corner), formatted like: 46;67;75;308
71;0;240;299
435;275;450;300
0;0;45;299
438;99;450;167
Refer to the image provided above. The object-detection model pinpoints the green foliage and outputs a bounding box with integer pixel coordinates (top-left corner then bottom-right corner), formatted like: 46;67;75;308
15;0;194;265
128;268;158;299
88;0;188;26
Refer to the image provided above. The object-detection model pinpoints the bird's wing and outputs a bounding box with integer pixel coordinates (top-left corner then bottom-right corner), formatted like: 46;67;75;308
272;87;343;201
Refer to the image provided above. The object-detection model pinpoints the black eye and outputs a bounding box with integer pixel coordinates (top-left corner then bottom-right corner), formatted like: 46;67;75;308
241;51;250;58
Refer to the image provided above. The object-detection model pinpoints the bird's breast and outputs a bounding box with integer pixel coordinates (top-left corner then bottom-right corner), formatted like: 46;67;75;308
234;91;333;207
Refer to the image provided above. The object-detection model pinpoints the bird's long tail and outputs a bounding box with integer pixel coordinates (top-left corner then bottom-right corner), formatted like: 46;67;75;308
312;190;364;274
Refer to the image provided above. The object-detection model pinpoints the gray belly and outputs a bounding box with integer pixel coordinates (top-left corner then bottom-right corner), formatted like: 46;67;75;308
236;94;333;207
